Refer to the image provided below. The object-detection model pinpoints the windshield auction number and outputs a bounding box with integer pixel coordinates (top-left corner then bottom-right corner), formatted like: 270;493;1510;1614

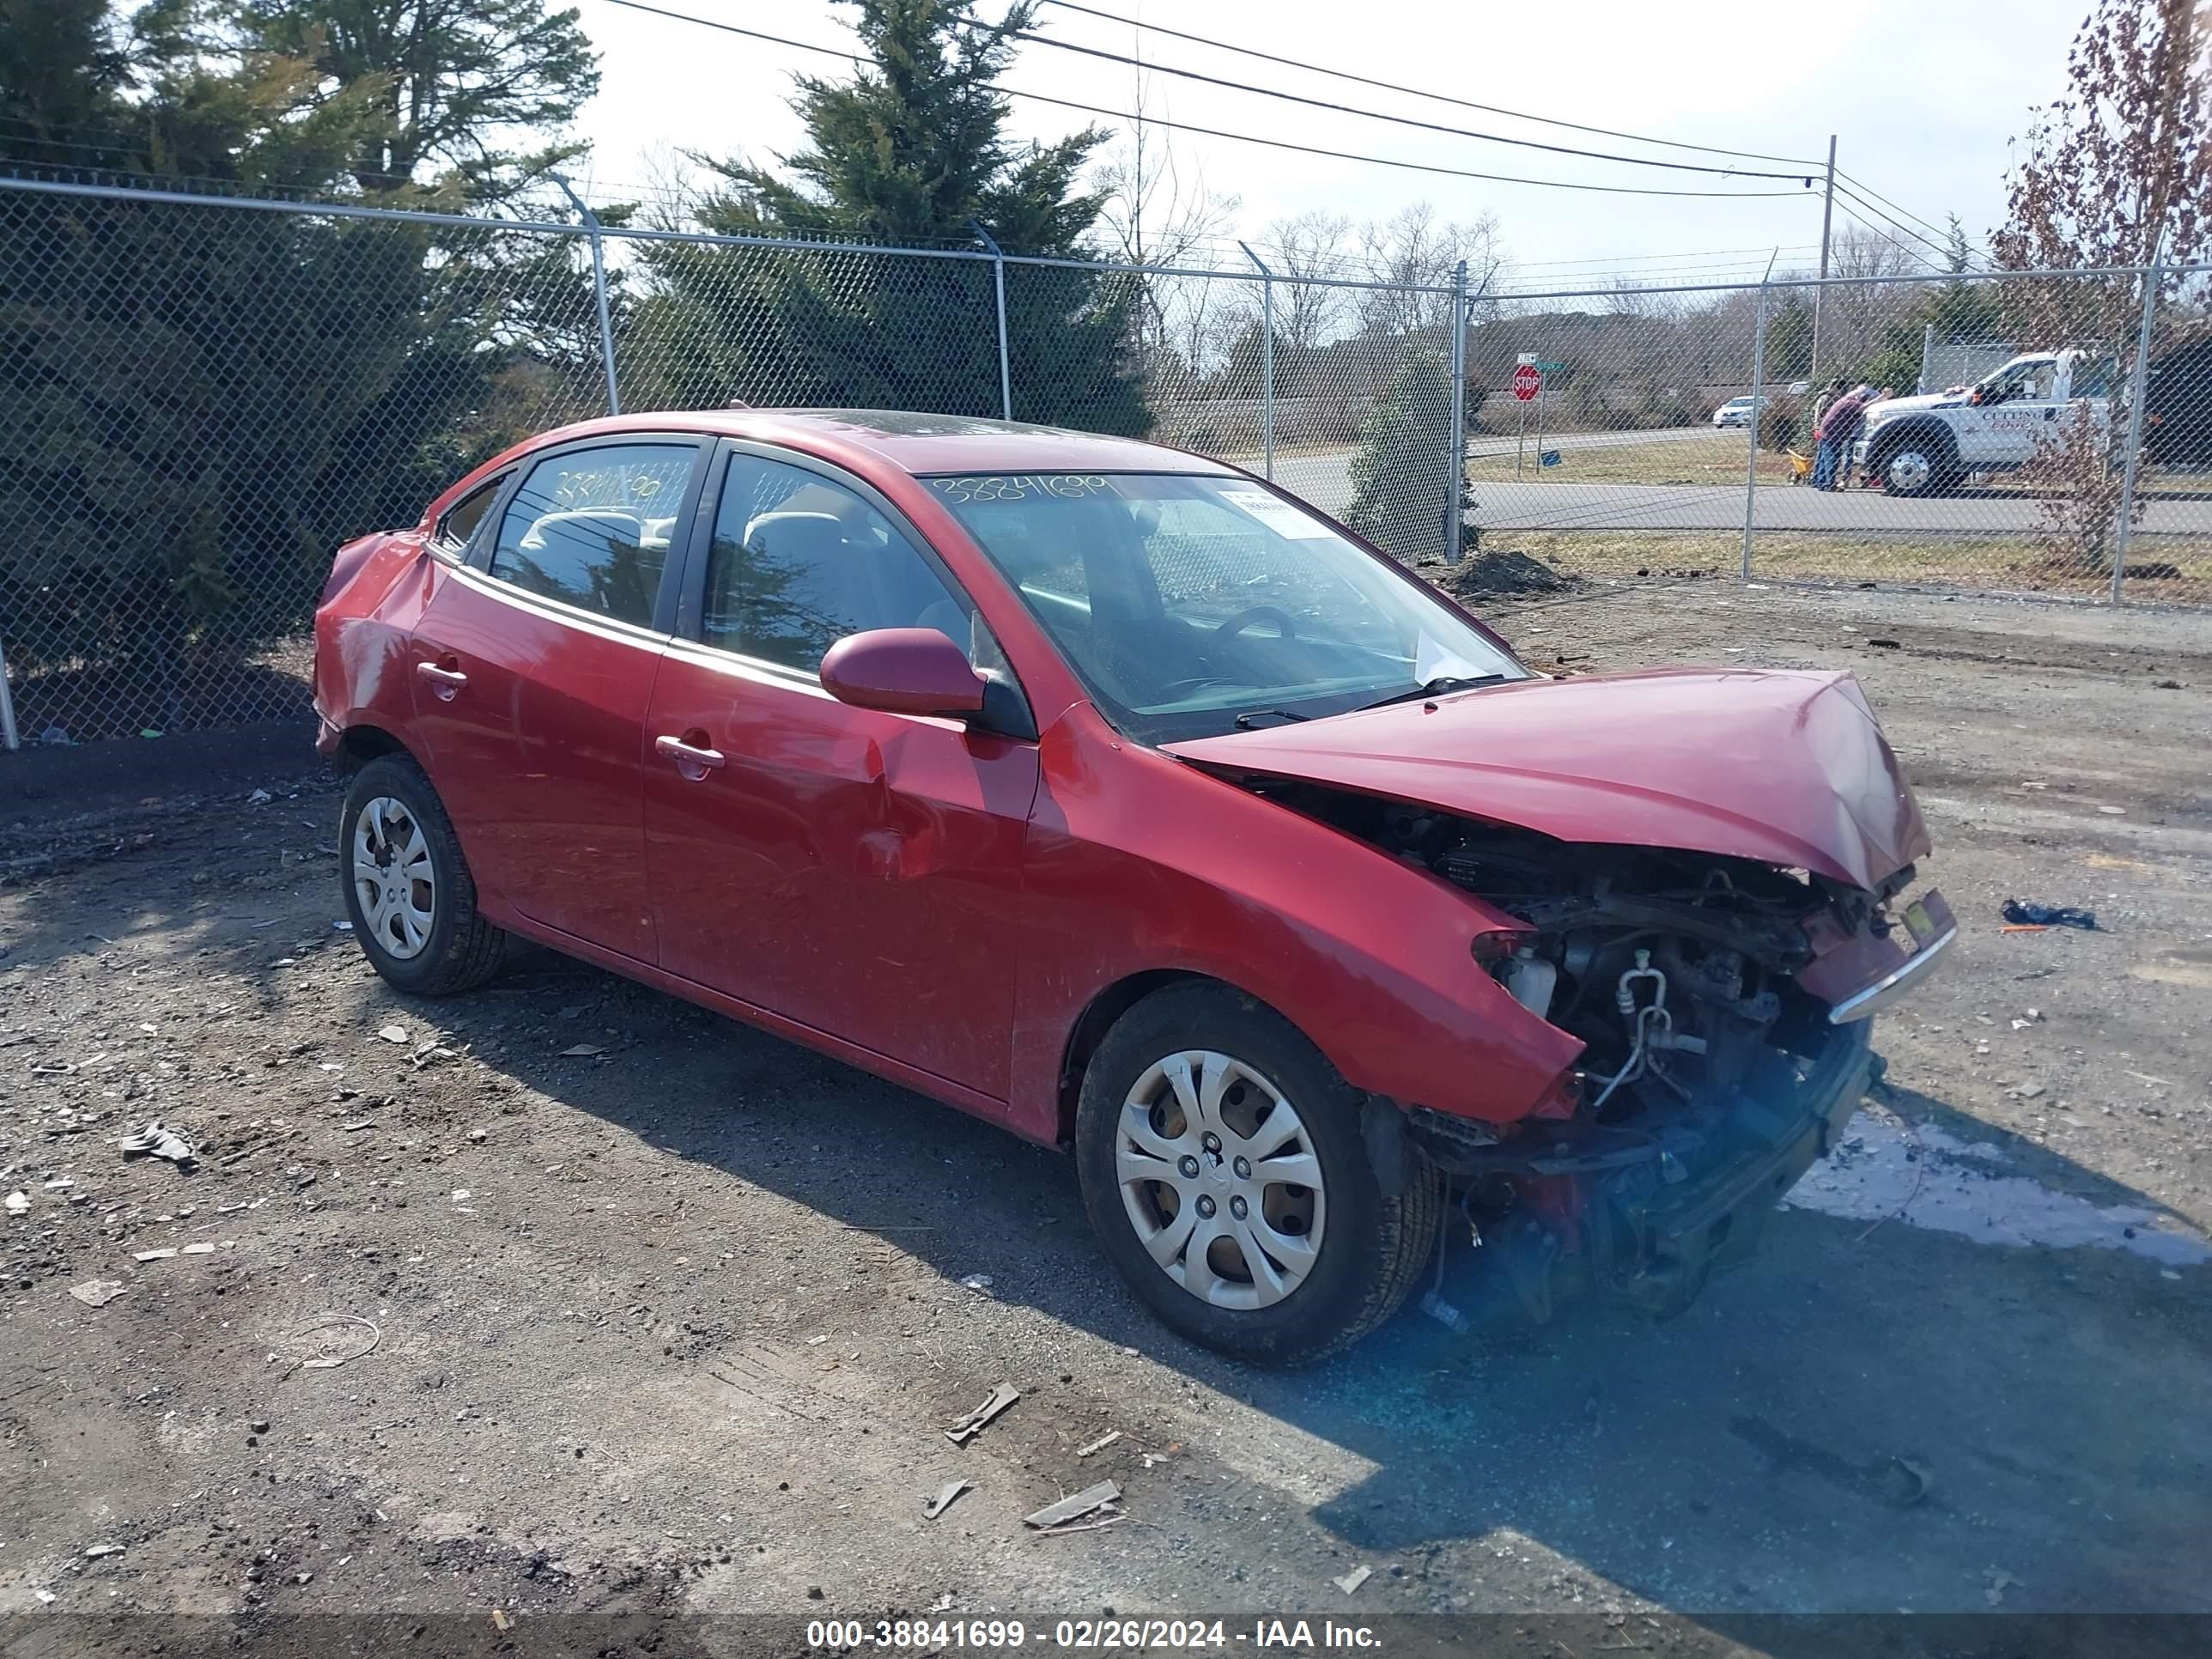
930;474;1109;504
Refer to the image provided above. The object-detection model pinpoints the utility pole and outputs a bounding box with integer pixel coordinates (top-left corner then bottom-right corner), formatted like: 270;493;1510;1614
1808;134;1837;385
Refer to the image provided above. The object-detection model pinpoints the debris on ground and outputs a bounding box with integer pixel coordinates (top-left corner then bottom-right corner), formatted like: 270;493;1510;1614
1437;548;1579;600
1868;637;1902;649
491;1609;513;1632
1074;1430;1121;1458
294;1315;381;1370
958;1273;994;1292
4;1192;27;1215
133;1247;178;1261
923;1479;972;1520
375;1024;410;1044
1419;1290;1470;1333
1334;1565;1373;1595
246;789;272;805
68;1279;128;1307
2002;900;2098;930
1985;1568;2021;1607
945;1383;1019;1445
117;1119;196;1169
84;1544;125;1559
560;1043;606;1058
1024;1481;1120;1531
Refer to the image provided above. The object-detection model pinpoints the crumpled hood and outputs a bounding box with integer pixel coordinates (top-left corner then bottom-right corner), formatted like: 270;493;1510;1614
1163;668;1931;891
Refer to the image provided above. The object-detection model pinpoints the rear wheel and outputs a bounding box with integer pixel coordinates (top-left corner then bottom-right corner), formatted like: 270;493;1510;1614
1074;983;1439;1365
339;754;507;997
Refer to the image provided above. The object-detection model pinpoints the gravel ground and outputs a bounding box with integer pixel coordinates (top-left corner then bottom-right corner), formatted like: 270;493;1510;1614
3;578;2209;1656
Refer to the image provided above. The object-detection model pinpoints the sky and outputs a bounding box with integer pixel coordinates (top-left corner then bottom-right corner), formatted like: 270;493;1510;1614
564;0;2091;295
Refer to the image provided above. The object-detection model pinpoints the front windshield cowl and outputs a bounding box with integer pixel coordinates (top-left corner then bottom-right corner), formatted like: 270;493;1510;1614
924;471;1528;744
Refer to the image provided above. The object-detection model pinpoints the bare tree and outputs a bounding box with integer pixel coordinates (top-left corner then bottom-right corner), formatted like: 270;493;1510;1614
1352;204;1509;337
1993;0;2212;568
1254;210;1355;351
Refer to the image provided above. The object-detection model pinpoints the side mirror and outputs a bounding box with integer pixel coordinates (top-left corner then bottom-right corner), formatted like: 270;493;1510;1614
820;627;988;719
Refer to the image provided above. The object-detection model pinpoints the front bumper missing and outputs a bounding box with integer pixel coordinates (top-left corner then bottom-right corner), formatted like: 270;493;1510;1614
1595;1026;1875;1318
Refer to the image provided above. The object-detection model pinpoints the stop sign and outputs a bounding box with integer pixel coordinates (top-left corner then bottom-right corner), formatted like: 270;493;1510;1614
1511;363;1542;401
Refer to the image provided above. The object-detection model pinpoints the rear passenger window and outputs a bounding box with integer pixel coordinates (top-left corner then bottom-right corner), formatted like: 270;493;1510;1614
703;454;999;675
436;473;506;550
489;444;699;628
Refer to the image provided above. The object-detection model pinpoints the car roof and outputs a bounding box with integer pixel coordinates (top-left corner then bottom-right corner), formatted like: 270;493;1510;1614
530;407;1239;477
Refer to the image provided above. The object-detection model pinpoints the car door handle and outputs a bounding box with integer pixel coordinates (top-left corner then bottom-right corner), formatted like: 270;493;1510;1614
654;733;726;772
416;661;468;687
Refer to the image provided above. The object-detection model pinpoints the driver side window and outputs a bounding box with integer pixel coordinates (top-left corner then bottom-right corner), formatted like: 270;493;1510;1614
702;453;1006;677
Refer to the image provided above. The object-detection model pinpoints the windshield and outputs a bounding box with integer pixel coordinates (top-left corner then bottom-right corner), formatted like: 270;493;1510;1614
926;471;1527;742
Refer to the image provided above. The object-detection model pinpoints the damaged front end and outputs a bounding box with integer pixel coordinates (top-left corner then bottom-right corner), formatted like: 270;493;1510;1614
1280;788;1954;1322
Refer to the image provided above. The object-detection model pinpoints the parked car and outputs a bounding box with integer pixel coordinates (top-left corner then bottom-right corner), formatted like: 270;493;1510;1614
314;410;1954;1364
1711;396;1766;428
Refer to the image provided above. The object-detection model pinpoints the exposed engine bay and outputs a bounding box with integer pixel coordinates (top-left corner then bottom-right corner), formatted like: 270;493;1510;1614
1260;782;1920;1321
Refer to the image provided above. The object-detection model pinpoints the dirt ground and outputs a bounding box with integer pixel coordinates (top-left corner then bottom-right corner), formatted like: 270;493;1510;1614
3;579;2210;1656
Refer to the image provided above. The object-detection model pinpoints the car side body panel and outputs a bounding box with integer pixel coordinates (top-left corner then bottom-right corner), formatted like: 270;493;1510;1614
405;563;666;959
641;639;1041;1099
313;530;436;761
1003;703;1587;1144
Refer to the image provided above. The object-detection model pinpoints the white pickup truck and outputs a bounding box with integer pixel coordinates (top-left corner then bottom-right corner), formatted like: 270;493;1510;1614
1852;349;2118;496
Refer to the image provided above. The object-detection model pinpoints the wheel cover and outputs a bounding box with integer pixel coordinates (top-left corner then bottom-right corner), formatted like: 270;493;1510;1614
1888;449;1933;492
1115;1049;1328;1311
351;795;436;960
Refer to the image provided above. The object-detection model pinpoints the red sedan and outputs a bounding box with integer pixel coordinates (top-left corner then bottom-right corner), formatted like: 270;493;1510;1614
313;409;1954;1364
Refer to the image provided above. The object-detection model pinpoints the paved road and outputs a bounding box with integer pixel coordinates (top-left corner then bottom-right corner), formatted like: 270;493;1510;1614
1465;423;1712;459
1273;452;2212;536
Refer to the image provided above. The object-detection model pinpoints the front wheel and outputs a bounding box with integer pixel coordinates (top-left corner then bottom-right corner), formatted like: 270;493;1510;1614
1074;983;1440;1365
339;753;507;997
1881;441;1955;497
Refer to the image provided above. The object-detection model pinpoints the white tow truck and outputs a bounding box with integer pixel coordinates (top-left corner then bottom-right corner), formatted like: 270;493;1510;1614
1852;349;2119;496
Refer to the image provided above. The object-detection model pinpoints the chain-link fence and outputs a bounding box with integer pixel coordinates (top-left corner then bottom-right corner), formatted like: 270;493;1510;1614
3;173;2208;757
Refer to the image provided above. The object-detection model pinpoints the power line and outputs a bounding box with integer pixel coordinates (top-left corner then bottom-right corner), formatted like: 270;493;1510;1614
1036;0;1824;169
592;0;1814;201
981;20;1818;183
1834;170;1963;248
1511;242;1820;269
1830;198;1948;272
1832;183;1976;268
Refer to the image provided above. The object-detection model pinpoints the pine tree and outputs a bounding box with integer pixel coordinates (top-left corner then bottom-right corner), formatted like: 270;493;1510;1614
231;0;599;201
632;0;1143;432
1343;348;1463;565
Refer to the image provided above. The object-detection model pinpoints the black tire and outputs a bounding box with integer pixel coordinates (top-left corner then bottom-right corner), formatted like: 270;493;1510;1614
1074;982;1441;1365
338;753;507;997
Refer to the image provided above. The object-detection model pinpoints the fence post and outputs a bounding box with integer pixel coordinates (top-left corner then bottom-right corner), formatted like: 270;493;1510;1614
552;175;621;416
1742;276;1771;580
1239;242;1275;478
2110;263;2160;605
972;222;1013;421
1445;258;1469;566
0;631;18;751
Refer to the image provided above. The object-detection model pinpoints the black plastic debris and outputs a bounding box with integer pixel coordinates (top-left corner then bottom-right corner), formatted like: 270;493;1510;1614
2002;899;2099;930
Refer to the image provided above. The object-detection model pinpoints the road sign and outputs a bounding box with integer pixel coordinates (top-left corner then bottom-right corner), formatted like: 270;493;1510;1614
1516;352;1539;367
1534;360;1568;373
1511;363;1541;401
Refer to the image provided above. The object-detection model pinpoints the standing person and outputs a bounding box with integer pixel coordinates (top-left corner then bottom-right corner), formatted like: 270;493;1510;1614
1814;384;1872;490
1808;378;1848;489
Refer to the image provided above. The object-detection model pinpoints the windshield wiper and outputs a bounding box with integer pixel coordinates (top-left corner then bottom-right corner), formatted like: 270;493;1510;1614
1232;708;1312;729
1353;673;1509;713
